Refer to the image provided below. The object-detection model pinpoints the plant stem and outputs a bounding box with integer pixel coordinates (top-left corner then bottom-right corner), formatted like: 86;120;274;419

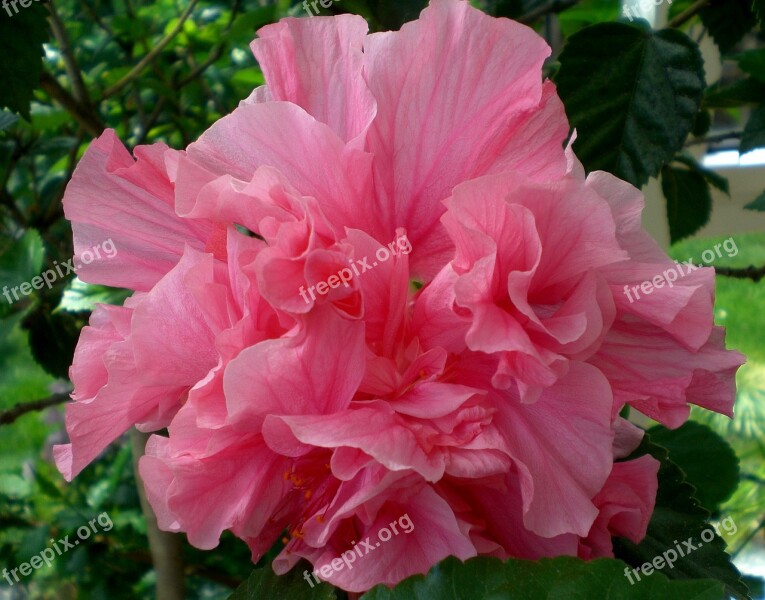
715;264;765;282
39;71;104;137
102;0;199;99
130;429;186;600
668;0;710;28
0;393;70;426
48;0;92;106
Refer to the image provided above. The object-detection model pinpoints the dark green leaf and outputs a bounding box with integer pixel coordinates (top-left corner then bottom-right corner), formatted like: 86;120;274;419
22;309;81;378
33;469;63;500
614;437;749;600
742;575;765;600
740;106;765;154
704;78;765;108
672;153;729;195
228;6;277;38
692;110;712;137
555;23;705;187
227;562;338;600
489;0;547;19
699;0;757;54
363;555;725;600
661;165;713;243
559;0;620;37
0;3;49;118
0;229;45;311
369;0;428;30
735;48;765;83
744;190;765;211
648;422;739;512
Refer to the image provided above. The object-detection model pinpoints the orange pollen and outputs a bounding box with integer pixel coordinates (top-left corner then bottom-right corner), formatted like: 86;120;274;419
304;490;313;499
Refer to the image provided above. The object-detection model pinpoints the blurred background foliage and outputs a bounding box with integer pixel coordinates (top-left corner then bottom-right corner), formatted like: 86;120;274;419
0;0;764;598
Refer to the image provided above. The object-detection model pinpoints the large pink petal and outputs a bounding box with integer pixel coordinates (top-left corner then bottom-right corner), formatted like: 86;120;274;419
579;455;659;559
438;474;579;559
68;303;132;400
54;337;178;481
342;229;411;356
588;171;717;350
63;130;211;291
494;362;615;538
130;248;220;391
264;404;448;481
251;15;376;146
141;426;289;552
275;485;475;593
363;0;567;276
185;102;377;239
592;321;744;427
54;248;227;480
224;307;365;428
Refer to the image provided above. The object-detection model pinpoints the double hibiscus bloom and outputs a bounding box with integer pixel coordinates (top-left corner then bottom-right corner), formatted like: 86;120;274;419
55;0;742;592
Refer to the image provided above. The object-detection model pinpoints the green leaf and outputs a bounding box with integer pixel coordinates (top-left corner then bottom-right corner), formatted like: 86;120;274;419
489;0;547;19
58;278;130;313
368;0;428;30
558;0;620;37
363;555;725;600
0;229;45;310
735;48;765;83
668;0;695;20
661;165;713;244
704;78;765;108
228;6;277;37
692;109;712;137
227;563;339;600
0;473;32;500
0;3;49;118
555;22;705;188
33;469;63;500
0;109;19;132
744;190;765;211
740;106;765;154
614;437;749;600
742;575;765;600
699;0;757;54
0;311;54;414
22;309;82;379
648;422;739;512
672;153;729;195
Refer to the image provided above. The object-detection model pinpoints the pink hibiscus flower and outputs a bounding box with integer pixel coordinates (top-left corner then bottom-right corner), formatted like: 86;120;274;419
55;0;743;593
